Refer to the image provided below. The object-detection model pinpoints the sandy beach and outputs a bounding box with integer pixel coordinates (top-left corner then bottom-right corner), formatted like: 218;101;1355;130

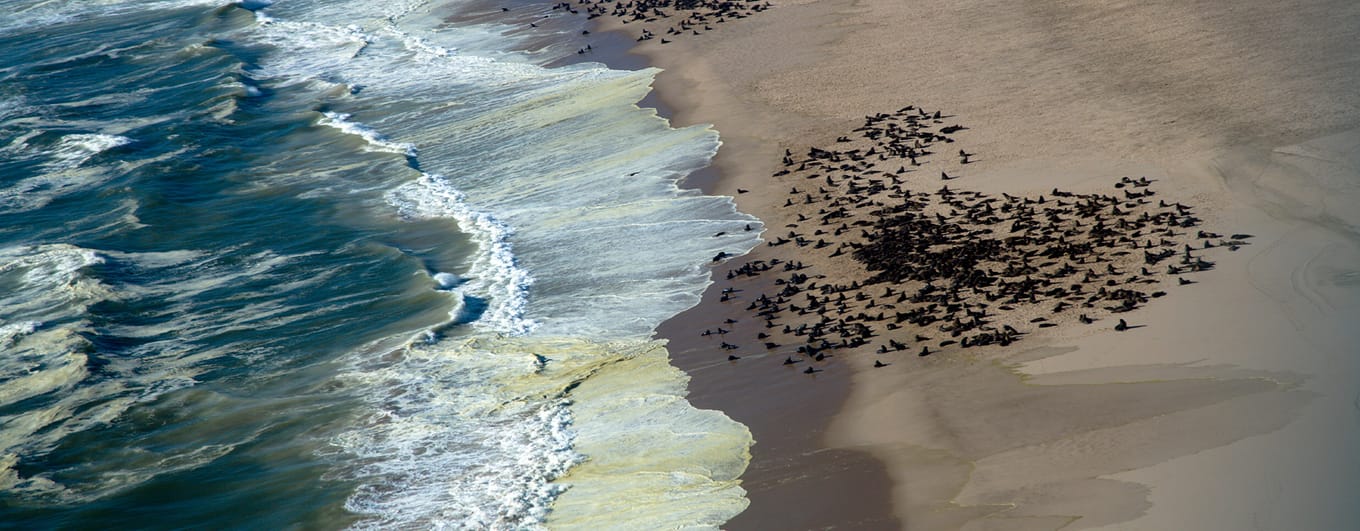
589;0;1360;529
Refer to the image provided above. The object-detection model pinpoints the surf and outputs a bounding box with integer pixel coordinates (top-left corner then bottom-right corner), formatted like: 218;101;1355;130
0;0;761;528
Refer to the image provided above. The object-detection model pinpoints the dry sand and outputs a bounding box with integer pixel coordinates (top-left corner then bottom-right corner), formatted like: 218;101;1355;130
607;0;1360;528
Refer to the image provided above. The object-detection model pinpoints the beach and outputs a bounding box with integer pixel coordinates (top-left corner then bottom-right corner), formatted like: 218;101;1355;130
1;1;1356;528
612;0;1360;528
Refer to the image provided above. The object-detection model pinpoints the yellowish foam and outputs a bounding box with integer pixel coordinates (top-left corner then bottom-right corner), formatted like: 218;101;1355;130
447;335;751;530
535;338;750;530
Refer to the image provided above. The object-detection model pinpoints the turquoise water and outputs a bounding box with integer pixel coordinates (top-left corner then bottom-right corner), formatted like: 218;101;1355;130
0;1;760;528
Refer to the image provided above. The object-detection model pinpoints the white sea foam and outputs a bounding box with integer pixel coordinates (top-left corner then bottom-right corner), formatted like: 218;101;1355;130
318;111;418;158
45;133;133;169
388;173;537;336
333;337;579;530
240;1;760;528
0;320;40;347
432;271;463;289
0;243;109;318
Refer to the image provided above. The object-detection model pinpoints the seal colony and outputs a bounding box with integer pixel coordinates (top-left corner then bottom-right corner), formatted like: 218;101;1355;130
531;0;772;46
702;106;1250;370
613;0;1360;527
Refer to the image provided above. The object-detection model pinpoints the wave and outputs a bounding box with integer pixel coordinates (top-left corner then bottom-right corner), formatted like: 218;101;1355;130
0;133;134;212
331;336;577;530
1;0;763;527
0;0;231;36
0;243;110;320
45;133;133;169
0;244;341;502
387;172;537;336
317;112;418;158
0;244;111;496
313;100;537;336
237;1;762;527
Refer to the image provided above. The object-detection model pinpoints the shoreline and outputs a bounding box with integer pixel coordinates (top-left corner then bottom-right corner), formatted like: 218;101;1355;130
577;0;1360;529
570;17;903;528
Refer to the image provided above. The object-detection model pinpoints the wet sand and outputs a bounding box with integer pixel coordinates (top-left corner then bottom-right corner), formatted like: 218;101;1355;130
587;0;1360;528
573;22;904;529
658;263;901;530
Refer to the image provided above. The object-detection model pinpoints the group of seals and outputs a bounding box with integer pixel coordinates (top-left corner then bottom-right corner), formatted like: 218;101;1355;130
528;0;772;44
701;105;1248;373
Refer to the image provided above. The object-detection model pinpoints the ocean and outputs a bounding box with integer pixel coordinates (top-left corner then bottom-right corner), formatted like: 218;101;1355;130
0;0;761;528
